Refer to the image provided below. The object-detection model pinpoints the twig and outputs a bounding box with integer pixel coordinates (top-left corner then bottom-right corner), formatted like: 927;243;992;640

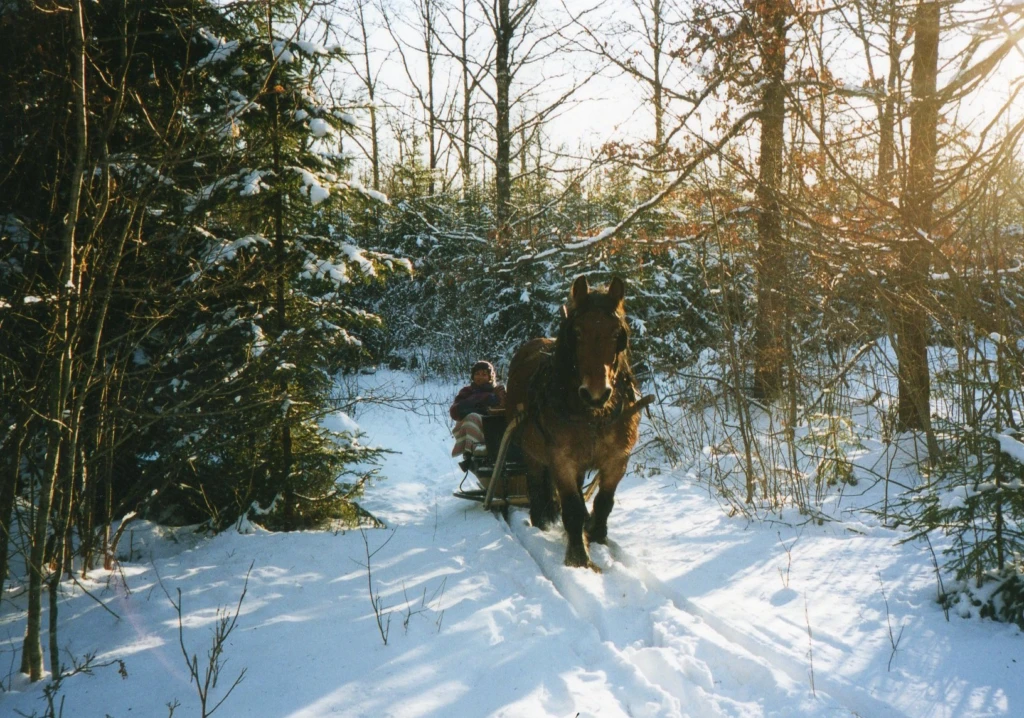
69;574;121;622
877;572;905;672
168;561;252;718
778;532;796;588
923;533;950;621
804;594;816;697
358;528;396;645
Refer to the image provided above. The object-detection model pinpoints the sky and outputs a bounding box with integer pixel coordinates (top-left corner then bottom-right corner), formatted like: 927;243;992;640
326;0;1024;190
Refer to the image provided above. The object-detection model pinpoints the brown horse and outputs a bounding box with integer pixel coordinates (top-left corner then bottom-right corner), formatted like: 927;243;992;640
505;275;646;570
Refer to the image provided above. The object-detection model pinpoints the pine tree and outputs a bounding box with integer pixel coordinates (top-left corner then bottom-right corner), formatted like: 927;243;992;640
143;0;409;528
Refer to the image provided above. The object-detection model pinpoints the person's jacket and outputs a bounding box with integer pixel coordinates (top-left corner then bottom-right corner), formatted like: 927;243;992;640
449;382;506;421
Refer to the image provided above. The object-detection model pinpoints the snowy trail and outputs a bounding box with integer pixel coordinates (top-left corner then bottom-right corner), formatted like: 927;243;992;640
3;371;1022;718
352;373;1021;718
506;512;836;717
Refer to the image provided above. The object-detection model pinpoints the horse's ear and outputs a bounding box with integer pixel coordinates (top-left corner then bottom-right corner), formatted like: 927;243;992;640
608;277;625;309
570;275;589;308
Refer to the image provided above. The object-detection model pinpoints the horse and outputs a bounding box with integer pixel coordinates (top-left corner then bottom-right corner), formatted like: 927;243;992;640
505;275;649;570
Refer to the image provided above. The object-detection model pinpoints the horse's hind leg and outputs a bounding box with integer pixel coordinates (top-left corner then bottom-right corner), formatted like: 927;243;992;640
526;460;558;530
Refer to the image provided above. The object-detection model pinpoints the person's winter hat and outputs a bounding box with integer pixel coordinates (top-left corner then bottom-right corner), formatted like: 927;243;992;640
471;360;495;381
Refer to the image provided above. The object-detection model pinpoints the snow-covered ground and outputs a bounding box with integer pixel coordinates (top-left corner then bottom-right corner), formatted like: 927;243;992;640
2;371;1022;717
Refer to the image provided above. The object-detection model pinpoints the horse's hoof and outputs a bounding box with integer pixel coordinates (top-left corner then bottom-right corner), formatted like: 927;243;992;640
585;524;608;544
564;544;597;570
531;515;550;531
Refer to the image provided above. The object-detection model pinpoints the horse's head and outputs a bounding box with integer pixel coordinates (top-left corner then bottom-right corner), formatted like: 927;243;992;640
559;275;631;409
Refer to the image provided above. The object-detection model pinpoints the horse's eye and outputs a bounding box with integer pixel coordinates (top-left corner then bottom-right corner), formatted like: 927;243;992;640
616;331;627;353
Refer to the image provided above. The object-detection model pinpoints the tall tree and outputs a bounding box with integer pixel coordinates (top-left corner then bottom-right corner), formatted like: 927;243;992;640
0;0;230;681
474;0;588;240
894;0;940;432
888;1;1024;432
343;0;387;192
0;0;408;681
751;0;792;398
381;0;447;195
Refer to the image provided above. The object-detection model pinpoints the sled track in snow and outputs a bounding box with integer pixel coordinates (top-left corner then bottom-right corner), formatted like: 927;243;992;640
501;510;909;718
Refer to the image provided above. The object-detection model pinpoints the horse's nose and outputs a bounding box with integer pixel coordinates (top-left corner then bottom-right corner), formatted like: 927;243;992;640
578;386;612;405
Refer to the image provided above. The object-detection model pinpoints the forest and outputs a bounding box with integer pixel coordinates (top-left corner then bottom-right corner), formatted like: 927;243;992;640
2;0;1024;691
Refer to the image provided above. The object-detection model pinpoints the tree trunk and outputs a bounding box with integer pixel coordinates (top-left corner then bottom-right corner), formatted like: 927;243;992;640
461;0;473;193
357;2;380;192
271;80;293;520
22;0;89;681
424;0;437;196
494;0;512;240
0;421;27;597
878;6;901;192
753;0;789;399
652;0;665;155
896;0;939;432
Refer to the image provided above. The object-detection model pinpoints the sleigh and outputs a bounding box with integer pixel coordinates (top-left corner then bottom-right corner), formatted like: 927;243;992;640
453;410;531;510
451;406;631;512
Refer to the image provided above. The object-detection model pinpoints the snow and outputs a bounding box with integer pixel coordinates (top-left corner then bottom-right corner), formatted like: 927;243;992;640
2;371;1023;717
996;433;1024;466
300;257;348;285
341;243;377;277
334;111;358;127
200;234;271;269
294;40;328;56
309;118;332;138
196;28;238;67
566;225;616;250
351;182;390;205
292;166;333;205
239;170;269;197
272;40;295;64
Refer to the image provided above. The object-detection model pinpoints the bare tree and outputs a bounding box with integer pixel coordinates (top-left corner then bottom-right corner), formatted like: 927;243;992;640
341;0;388;191
893;1;1024;432
433;0;491;192
474;0;591;240
570;0;687;158
380;0;448;195
752;0;792;399
893;0;940;432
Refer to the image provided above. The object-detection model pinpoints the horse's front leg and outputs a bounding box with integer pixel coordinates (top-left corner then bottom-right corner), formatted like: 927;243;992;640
553;469;597;570
585;460;627;545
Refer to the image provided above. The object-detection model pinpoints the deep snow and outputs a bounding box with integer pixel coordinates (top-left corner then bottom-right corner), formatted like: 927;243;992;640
1;371;1022;717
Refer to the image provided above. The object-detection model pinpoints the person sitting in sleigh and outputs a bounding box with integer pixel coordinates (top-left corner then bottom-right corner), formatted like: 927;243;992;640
450;360;506;467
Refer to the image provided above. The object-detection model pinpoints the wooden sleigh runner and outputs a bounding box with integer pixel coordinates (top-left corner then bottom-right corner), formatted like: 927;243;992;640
452;409;530;510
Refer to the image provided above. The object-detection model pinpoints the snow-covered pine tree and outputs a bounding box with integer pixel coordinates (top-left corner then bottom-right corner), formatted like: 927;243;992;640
141;0;409;529
895;329;1024;628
